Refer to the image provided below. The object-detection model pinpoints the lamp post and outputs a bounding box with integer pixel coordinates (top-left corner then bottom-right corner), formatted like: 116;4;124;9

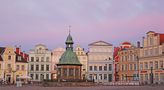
150;67;153;84
136;56;139;81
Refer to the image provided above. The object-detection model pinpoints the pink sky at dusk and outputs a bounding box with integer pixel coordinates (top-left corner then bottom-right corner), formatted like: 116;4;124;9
0;0;164;51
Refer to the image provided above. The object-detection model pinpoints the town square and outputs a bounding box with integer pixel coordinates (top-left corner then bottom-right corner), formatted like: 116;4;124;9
0;0;164;90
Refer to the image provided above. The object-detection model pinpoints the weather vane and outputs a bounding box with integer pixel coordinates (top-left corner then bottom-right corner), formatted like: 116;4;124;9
68;25;71;34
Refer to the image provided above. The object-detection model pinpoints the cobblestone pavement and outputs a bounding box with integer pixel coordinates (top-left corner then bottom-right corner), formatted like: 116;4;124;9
0;85;164;90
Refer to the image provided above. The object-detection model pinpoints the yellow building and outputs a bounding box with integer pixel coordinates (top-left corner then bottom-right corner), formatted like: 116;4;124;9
139;31;164;84
118;42;140;82
75;45;88;80
0;46;28;84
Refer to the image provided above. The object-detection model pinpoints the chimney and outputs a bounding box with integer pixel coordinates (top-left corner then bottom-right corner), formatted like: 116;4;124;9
137;41;140;48
23;51;25;58
16;47;20;54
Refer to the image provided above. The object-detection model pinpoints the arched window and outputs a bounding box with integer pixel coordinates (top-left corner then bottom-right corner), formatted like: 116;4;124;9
8;56;11;60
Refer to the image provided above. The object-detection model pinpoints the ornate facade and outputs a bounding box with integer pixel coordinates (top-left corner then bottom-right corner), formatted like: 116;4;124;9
139;31;164;84
28;44;52;82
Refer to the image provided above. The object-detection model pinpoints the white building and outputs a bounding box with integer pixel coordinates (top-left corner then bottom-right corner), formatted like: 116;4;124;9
28;44;52;82
88;41;114;83
51;47;65;80
75;45;88;80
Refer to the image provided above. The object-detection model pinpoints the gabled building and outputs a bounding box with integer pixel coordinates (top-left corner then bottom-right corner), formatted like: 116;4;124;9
0;46;28;84
139;31;164;84
88;41;113;83
28;44;52;82
75;45;88;80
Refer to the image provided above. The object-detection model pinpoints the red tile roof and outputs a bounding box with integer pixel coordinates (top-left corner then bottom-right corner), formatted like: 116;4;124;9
160;34;164;45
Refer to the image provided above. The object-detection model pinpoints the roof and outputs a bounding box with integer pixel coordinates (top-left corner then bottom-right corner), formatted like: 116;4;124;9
89;40;113;46
58;47;81;65
0;47;5;61
160;34;164;45
0;47;5;54
65;33;74;44
122;42;131;45
15;52;28;63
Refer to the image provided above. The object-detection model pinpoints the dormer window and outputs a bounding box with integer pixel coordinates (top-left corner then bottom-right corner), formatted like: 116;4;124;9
18;56;21;61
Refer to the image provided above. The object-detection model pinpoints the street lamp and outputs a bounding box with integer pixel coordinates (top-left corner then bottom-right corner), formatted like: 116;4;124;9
136;56;139;81
150;65;153;84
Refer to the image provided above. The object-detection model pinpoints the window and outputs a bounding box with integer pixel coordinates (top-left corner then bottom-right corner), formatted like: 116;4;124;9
125;64;128;71
140;63;143;70
99;66;102;71
35;74;39;80
99;74;102;80
41;57;44;62
31;57;34;62
16;65;19;70
18;56;21;61
46;74;49;80
30;74;34;80
8;55;11;60
63;69;67;76
145;50;148;56
134;64;137;70
41;65;44;71
144;62;148;69
104;74;107;80
46;57;49;62
89;66;92;71
46;65;49;71
36;65;39;71
155;61;158;69
7;64;11;69
31;65;34;71
104;64;107;71
36;57;39;62
109;64;112;71
122;65;124;71
69;68;74;76
149;62;153;69
108;74;112;82
22;65;25;70
94;66;97;71
130;64;132;70
160;61;163;68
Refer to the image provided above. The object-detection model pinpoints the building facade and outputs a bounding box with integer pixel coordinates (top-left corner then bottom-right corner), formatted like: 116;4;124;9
118;42;140;82
51;48;65;80
88;41;113;83
139;31;164;84
0;46;28;84
75;45;88;80
28;44;52;82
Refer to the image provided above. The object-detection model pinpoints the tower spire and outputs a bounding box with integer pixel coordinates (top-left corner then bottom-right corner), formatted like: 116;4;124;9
69;25;71;35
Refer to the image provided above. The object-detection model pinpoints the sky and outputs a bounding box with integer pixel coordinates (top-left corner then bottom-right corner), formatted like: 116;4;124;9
0;0;164;51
